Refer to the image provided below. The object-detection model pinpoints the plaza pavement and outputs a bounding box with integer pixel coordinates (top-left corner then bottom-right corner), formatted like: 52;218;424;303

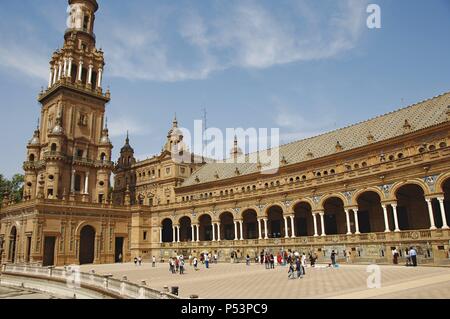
79;262;450;299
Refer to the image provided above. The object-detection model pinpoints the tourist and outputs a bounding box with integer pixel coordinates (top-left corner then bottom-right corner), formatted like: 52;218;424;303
260;251;264;265
152;256;156;267
296;257;303;279
138;256;142;266
214;253;218;264
189;254;193;266
205;253;210;269
270;254;275;269
405;248;411;266
180;259;185;275
288;262;295;279
264;254;269;269
246;254;250;266
134;257;138;266
392;248;399;265
330;250;337;266
118;253;123;263
301;253;306;275
409;247;418;267
175;257;180;272
169;259;174;273
193;257;199;271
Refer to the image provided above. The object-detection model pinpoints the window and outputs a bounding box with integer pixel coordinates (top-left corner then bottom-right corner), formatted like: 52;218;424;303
143;231;147;241
418;147;425;153
361;162;367;167
429;145;436;151
74;175;82;192
302;175;307;181
439;142;447;148
83;15;89;31
29;154;35;162
51;143;57;152
180;167;186;174
166;168;171;175
397;153;404;159
330;169;336;174
77;149;84;158
100;153;106;161
389;155;395;161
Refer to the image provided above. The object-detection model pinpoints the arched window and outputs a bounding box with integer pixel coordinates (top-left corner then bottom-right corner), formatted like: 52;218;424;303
439;142;447;148
29;154;35;162
388;155;395;161
74;174;82;192
51;143;57;152
397;153;404;159
429;145;436;151
100;152;106;161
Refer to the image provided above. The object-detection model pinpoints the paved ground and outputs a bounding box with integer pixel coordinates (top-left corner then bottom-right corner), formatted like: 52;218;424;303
0;286;57;299
79;262;450;299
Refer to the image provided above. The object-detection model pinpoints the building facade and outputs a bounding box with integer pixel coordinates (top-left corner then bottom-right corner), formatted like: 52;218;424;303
1;0;450;267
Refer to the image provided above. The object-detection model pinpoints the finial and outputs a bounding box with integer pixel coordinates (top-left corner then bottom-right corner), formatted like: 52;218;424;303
126;130;129;143
104;117;108;130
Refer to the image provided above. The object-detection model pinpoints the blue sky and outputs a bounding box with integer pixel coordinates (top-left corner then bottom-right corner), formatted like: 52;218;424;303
1;0;450;178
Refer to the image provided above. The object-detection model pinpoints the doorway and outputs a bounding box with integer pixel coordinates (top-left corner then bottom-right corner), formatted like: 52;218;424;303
79;225;96;265
43;236;56;266
115;237;124;263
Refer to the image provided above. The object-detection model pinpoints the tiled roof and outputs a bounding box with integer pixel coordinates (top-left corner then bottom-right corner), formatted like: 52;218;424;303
181;91;450;187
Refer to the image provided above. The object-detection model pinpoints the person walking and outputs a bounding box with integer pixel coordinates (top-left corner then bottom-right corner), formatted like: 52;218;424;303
118;253;123;263
246;254;250;266
205;253;210;269
193;257;199;271
405;248;411;266
189;254;193;266
138;256;142;266
180;259;185;275
392;248;399;265
331;250;337;267
152;256;156;267
301;253;306;275
288;262;296;279
296;257;303;279
270;254;275;269
409;247;418;267
134;257;138;266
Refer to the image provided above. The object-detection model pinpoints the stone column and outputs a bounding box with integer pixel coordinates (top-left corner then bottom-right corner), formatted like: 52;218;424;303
290;215;295;238
191;225;195;242
84;172;89;194
234;221;238;240
283;216;289;238
70;169;76;193
53;65;58;84
258;219;262;239
97;68;103;89
159;227;162;244
319;212;326;236
312;213;318;237
196;224;200;242
239;221;244;240
345;209;352;235
172;226;176;243
382;204;390;232
177;226;180;243
437;197;449;229
57;62;62;80
63;58;67;77
48;68;53;88
353;209;361;235
391;204;400;232
263;219;268;239
217;222;221;241
425;198;437;230
77;61;83;82
212;223;216;242
87;64;93;85
67;58;73;78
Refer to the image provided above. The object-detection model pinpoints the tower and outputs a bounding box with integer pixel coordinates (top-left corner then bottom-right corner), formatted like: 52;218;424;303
23;0;113;203
113;133;137;205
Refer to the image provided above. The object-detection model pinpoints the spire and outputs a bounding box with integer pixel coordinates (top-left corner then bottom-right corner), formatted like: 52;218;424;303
121;130;134;153
100;116;111;144
173;113;178;127
230;135;243;159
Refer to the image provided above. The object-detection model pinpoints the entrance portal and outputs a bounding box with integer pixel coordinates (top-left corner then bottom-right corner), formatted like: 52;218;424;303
79;225;96;265
115;237;124;263
43;236;56;266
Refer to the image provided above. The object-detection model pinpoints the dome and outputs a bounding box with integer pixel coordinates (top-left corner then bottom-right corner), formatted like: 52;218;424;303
29;130;40;146
52;124;64;135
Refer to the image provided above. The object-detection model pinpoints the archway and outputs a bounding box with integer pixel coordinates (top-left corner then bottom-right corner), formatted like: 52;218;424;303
8;227;17;263
323;197;346;235
242;209;258;239
267;205;284;238
293;202;314;236
442;179;450;226
161;219;173;243
79;225;95;265
356;191;384;233
199;215;212;241
179;217;192;242
219;212;234;240
395;184;430;230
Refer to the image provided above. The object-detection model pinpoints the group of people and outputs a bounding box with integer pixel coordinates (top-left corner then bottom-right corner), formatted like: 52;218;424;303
169;255;186;274
392;247;418;266
288;253;307;279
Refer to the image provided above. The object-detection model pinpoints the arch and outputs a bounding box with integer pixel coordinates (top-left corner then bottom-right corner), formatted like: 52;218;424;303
318;193;348;209
293;201;314;237
322;196;346;235
394;183;430;230
436;173;450;194
266;205;285;238
240;205;261;219
8;226;17;263
79;225;95;265
178;216;192;242
242;209;258;239
356;191;384;233
75;221;98;236
352;187;385;206
100;152;107;161
161;218;173;243
198;214;213;241
51;143;57;152
219;211;234;240
263;203;286;217
390;179;430;200
29;154;35;162
291;198;315;213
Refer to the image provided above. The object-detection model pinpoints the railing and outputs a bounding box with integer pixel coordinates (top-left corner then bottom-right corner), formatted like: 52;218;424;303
1;264;179;300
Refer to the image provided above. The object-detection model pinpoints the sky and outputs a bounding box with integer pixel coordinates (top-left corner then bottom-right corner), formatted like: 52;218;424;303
0;0;450;178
